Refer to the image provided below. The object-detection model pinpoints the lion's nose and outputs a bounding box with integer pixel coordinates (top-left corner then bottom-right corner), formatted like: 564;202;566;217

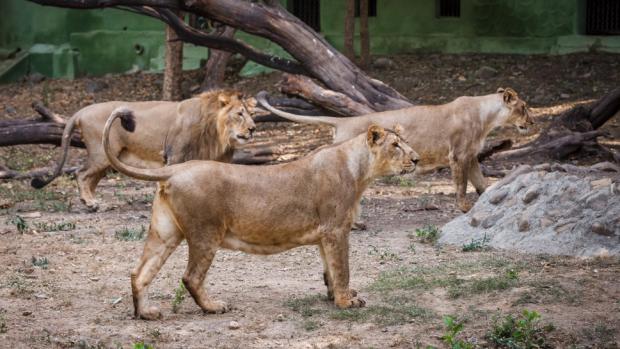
249;126;256;135
411;157;419;165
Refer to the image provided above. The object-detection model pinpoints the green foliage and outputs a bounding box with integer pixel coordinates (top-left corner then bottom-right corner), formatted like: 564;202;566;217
382;175;416;187
302;319;321;331
449;269;519;298
115;226;146;241
462;233;490;252
133;342;154;349
171;281;187;313
34;221;76;232
415;225;439;244
487;310;553;349
442;316;475;349
8;215;28;233
0;309;7;334
32;256;49;269
368;245;402;262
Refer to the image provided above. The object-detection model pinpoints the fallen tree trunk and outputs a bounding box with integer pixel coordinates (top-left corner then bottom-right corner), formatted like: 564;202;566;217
27;0;412;114
486;88;620;163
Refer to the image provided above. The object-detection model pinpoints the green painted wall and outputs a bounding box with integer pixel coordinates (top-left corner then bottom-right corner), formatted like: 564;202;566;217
0;0;618;82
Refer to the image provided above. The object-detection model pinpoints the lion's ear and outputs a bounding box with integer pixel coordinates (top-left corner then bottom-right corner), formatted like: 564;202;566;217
177;98;202;119
367;124;386;146
502;88;518;106
393;124;405;136
245;97;257;110
496;87;505;94
218;93;231;107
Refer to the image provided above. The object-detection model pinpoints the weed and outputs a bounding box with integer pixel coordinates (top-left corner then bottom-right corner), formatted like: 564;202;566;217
449;269;518;299
368;245;402;262
115;226;146;241
302;319;320;331
8;215;28;233
0;310;7;334
171;281;187;313
149;328;161;338
34;221;76;232
441;316;475;349
332;295;433;326
32;256;49;269
2;275;34;296
487;309;553;349
132;342;154;349
285;294;325;318
415;225;439;244
382;175;416;187
462;233;490;252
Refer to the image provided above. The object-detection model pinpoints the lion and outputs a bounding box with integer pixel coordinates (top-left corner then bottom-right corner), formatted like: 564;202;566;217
102;108;419;319
257;88;533;212
31;90;257;211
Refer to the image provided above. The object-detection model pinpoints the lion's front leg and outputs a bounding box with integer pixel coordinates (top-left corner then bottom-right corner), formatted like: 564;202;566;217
467;158;487;195
320;232;365;309
449;151;472;213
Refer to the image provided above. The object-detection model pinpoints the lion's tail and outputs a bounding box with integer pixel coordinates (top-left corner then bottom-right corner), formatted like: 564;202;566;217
31;112;80;189
103;107;175;182
256;91;341;127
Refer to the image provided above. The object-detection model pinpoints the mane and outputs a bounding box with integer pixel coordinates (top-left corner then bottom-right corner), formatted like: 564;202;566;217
180;89;244;163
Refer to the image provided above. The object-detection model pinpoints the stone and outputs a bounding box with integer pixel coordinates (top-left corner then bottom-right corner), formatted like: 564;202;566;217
533;163;551;171
540;218;553;229
372;57;395;70
482;214;502;229
560;93;570;99
476;65;498;79
85;80;109;93
276;314;285;322
518;217;530;232
228;320;240;330
585;191;609;210
522;187;540;204
488;189;508;205
590;178;612;189
591;223;613;236
469;216;480;227
4;106;16;115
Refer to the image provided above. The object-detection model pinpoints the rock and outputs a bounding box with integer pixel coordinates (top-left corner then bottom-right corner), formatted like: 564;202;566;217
476;65;498;79
533;163;551;171
518;217;530;232
560;93;570;99
488;189;509;205
27;72;46;84
590;178;612;189
5;106;17;115
482;213;502;228
539;218;553;228
85;80;109;93
21;212;41;218
228;320;240;330
22;311;32;316
276;314;285;322
457;75;467;81
522;187;540;204
372;57;395;70
585;191;609;210
592;223;613;236
469;216;480;227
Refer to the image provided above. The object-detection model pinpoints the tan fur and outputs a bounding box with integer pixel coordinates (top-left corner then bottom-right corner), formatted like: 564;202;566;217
258;88;533;212
101;113;419;319
33;90;257;211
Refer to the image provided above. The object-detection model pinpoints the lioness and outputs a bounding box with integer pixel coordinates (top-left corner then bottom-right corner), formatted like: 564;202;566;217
257;88;532;212
31;90;257;211
102;108;419;319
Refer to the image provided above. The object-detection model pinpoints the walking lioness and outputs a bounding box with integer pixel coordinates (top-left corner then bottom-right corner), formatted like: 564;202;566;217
31;90;257;211
257;88;532;212
102;108;419;319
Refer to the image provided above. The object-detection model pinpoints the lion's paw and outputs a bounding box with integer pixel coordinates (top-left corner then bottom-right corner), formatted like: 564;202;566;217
336;296;366;309
138;305;162;320
203;300;229;314
458;200;473;213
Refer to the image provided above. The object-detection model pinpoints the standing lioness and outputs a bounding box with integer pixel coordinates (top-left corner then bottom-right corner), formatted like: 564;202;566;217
102;108;419;319
32;90;257;210
258;88;532;211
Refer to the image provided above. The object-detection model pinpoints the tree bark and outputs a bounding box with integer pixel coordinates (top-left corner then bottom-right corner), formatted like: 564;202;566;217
359;0;370;69
162;11;184;101
343;0;355;62
201;25;236;91
27;0;412;114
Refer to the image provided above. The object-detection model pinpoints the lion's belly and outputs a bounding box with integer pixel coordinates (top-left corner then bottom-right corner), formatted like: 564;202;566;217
221;228;322;255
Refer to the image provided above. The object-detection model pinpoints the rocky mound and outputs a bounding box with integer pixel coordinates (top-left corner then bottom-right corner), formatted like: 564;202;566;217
439;163;620;257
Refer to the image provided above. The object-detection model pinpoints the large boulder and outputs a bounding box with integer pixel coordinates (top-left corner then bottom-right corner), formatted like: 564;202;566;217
439;164;620;257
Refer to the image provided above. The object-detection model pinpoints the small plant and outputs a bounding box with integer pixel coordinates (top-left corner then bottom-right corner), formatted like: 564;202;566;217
368;245;402;262
9;215;28;234
34;221;76;232
487;310;553;349
115;226;146;241
415;225;439;244
442;316;475;349
32;256;49;269
171;281;187;313
0;310;7;334
382;175;416;187
303;319;321;331
462;233;489;252
132;342;154;349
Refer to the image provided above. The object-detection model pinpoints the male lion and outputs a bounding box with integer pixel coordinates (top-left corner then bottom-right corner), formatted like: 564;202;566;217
102;108;419;319
31;90;257;211
257;88;533;212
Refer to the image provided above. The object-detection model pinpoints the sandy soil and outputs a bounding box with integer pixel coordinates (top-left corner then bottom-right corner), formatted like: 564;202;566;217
0;53;619;348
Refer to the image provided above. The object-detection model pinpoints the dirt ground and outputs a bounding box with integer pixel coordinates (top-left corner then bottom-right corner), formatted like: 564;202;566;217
0;53;619;348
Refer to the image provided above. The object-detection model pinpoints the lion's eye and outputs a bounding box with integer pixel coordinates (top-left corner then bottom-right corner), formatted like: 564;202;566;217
392;142;400;148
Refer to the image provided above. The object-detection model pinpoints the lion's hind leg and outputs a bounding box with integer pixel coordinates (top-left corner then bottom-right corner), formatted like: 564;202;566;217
182;231;228;314
131;197;183;320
